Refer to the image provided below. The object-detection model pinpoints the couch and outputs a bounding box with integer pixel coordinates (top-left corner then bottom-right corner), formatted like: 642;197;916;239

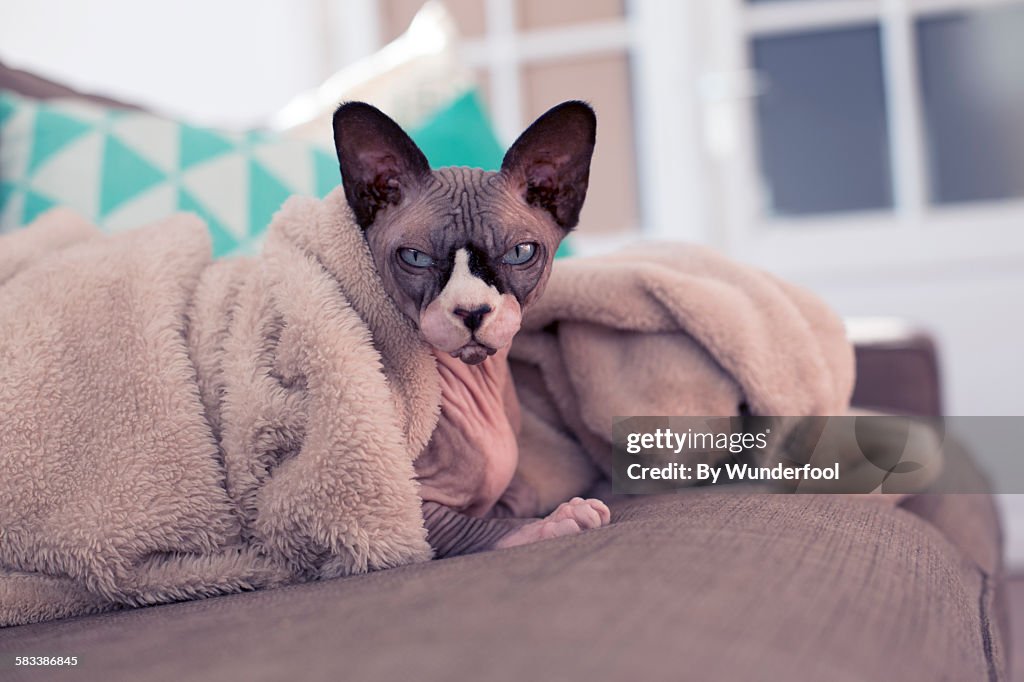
0;63;1008;681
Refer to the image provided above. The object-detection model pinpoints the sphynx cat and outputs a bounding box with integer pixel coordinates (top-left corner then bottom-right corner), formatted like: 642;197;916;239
332;100;610;557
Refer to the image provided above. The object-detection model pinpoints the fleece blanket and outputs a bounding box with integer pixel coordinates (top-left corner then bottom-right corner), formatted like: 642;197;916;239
1;188;860;627
507;243;857;508
1;189;441;627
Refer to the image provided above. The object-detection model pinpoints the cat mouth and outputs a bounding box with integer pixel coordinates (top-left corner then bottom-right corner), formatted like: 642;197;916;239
450;341;496;365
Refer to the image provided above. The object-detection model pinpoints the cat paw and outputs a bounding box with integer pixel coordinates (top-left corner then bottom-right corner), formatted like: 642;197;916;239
547;497;611;530
495;498;610;549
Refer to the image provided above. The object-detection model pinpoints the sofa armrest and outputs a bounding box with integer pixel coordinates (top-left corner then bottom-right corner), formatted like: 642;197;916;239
847;317;943;417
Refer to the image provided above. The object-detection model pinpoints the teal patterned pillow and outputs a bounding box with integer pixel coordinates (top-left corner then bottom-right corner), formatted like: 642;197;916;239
410;90;503;171
0;89;506;257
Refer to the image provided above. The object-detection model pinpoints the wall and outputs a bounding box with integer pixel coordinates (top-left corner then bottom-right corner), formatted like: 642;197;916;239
0;0;327;128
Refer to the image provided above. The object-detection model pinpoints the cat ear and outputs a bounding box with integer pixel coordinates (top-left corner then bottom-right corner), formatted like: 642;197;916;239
500;101;596;230
333;102;431;228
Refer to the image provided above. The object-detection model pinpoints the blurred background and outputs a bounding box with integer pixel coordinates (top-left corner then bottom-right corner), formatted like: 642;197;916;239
1;0;1023;551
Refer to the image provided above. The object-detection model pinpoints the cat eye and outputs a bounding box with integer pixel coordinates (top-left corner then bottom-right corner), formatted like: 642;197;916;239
501;242;537;266
398;248;435;268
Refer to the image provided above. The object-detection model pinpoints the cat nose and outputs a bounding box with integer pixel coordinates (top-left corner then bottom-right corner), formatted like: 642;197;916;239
453;305;492;331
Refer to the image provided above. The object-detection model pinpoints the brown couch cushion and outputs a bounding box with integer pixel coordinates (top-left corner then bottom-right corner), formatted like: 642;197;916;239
0;60;138;109
0;488;1005;681
848;319;944;417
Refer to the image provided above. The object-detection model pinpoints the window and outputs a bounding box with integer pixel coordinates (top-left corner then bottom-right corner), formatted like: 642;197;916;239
752;24;894;216
917;4;1024;204
686;0;1024;276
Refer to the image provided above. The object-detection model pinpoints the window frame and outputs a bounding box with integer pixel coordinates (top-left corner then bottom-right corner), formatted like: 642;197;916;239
689;0;1024;279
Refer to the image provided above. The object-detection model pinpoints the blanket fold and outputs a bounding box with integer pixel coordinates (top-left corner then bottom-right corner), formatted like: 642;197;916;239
2;190;858;627
509;243;856;509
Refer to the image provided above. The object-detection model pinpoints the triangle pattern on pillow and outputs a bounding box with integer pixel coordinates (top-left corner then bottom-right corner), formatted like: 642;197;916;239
180;153;248;240
179;187;239;256
112;114;180;173
22;189;58;225
29;131;104;222
180;124;237;170
249;161;291;238
252;142;313;198
104;183;176;233
100;135;168;217
28;107;93;175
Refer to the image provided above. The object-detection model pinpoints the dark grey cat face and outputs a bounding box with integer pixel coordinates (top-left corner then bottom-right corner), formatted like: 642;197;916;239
332;101;596;364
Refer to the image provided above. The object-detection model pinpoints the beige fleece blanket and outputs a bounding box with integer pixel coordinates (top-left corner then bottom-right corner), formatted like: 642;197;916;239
1;189;859;627
509;243;857;508
1;189;441;627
